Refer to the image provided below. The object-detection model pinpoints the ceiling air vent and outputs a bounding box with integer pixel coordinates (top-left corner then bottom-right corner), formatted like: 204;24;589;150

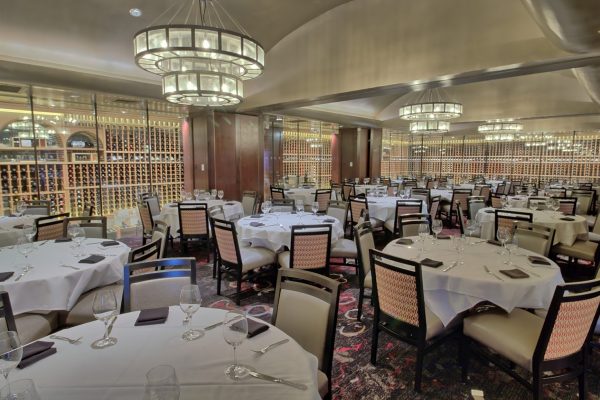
0;84;23;94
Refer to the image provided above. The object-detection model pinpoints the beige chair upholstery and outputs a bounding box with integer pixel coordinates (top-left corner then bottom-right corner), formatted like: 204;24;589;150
241;191;258;216
330;238;357;258
14;313;58;343
552;240;598;262
151;220;171;258
208;204;226;221
35;213;70;241
137;202;154;244
145;195;161;218
326;200;348;227
64;216;108;239
130;277;190;312
23;200;50;216
64;283;124;326
513;222;555;257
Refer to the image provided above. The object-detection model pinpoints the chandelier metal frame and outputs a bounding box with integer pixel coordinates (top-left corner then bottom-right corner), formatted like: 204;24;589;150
399;88;463;120
409;120;450;134
478;122;523;133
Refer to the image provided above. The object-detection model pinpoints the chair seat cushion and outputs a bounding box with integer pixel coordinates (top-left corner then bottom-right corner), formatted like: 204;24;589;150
317;369;329;398
65;283;124;326
369;218;384;229
239;247;276;272
464;308;544;371
589;232;600;243
552;240;598;261
15;312;58;343
424;306;450;340
278;251;291;269
330;238;357;258
586;215;596;228
364;272;372;289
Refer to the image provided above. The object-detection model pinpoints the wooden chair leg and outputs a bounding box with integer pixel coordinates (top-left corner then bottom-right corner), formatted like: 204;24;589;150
357;286;364;321
236;271;242;306
370;315;380;365
216;266;222;296
414;347;424;392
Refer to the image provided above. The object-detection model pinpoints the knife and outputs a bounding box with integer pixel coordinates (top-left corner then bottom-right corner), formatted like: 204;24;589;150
442;261;458;272
247;370;307;390
203;321;223;331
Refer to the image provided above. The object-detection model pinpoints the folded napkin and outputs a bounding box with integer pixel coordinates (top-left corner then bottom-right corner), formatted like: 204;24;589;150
250;215;262;218
484;210;495;214
225;202;235;205
169;204;178;208
286;191;295;194
17;341;56;369
369;201;377;204
396;238;414;245
323;218;336;223
231;319;269;338
0;272;14;282
249;222;264;227
79;254;105;264
101;240;120;247
135;307;169;326
12;224;32;229
528;255;551;266
420;258;443;268
436;234;451;240
560;217;575;221
487;239;502;246
500;268;529;279
54;237;72;243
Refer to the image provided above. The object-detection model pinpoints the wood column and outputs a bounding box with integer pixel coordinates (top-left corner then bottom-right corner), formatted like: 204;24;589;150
369;128;382;178
340;127;369;181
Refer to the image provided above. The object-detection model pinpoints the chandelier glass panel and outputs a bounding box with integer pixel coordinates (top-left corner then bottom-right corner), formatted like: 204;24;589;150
133;0;265;106
399;88;462;134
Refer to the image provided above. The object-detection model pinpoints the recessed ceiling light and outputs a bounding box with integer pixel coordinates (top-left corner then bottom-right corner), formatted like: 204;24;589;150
129;8;142;17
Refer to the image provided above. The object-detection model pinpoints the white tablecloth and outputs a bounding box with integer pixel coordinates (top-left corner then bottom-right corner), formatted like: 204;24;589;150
382;237;564;326
284;188;337;204
0;215;38;247
430;189;453;201
159;200;244;234
366;196;428;222
0;238;129;315
10;307;320;400
476;207;589;246
354;185;385;195
237;212;344;252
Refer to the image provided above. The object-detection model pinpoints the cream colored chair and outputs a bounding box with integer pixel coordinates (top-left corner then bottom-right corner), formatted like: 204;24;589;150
271;269;340;400
278;224;332;275
151;220;171;258
64;216;108;239
34;213;70;241
384;200;423;237
241;191;258;216
513;222;555;257
354;221;375;321
1;291;58;344
122;258;196;312
23;200;50;216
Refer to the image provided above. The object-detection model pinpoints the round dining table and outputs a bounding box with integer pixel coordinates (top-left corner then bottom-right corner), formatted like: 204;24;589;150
159;200;245;234
382;236;564;326
0;238;129;315
284;188;337;205
475;207;589;246
10;307;320;400
236;212;344;252
0;215;38;247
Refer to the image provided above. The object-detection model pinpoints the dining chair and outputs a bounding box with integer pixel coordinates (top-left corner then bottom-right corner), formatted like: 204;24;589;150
326;200;349;227
495;183;506;195
384;200;423;237
579;183;593;190
151;220;172;258
467;198;486;221
278;224;333;276
81;203;94;217
490;194;504;209
212;218;276;305
270;186;285;200
137;202;154;245
411;188;430;206
208;204;226;220
315;189;332;213
551;238;600;271
513;222;555;257
1;291;58;343
354;221;375;321
342;183;355;201
241;191;258;216
589;213;600;243
34;213;70;241
494;210;533;240
128;238;162;264
145;195;161;218
558;197;577;216
348;196;368;235
546;188;567;198
23;200;50;216
527;196;549;210
177;202;211;253
403;180;417;190
429;195;441;220
121;257;197;312
64;216;108;239
456;202;468;235
439;189;471;227
387;182;399;197
425;179;434;189
461;279;600;400
330;183;343;201
271;198;295;212
370;249;460;392
398;213;431;237
271;269;341;400
570;189;593;216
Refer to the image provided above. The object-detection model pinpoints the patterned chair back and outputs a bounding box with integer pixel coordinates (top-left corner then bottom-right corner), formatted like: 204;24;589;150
35;213;70;241
270;186;285;200
289;224;332;274
451;190;471;214
212;218;240;266
315;189;332;213
491;194;504;209
241;191;258;216
429;195;441;220
138;203;154;235
342;184;355;201
558;198;577;216
178;203;209;236
349;197;367;225
494;210;532;240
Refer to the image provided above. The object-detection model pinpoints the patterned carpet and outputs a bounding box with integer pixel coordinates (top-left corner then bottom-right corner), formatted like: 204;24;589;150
120;235;600;400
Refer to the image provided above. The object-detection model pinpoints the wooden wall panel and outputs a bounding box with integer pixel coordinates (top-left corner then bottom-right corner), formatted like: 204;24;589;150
330;132;341;183
369;128;382;178
211;112;238;199
237;113;262;200
340;128;357;181
189;112;210;191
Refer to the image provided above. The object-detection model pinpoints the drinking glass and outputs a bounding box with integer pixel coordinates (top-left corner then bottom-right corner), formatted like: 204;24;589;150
223;310;249;380
15;200;27;217
433;181;438;190
0;379;40;400
311;201;319;215
91;290;118;349
550;198;560;214
193;189;201;200
392;188;398;197
180;285;203;341
431;219;443;240
144;365;179;400
68;225;86;257
217;190;224;200
454;235;466;264
417;223;429;259
210;189;217;199
505;236;518;265
0;332;22;395
529;200;537;211
465;220;478;243
16;235;34;271
500;196;507;209
295;199;304;214
496;227;512;256
261;200;272;214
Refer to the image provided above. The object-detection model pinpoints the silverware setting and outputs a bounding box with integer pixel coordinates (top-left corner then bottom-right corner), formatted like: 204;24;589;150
442;261;458;272
247;368;307;390
14;269;28;281
483;265;503;281
251;338;289;355
203;321;224;331
60;264;81;271
516;265;541;278
50;335;83;344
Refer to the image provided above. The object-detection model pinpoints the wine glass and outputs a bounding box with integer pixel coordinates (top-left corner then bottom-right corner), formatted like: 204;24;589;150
217;190;224;200
465;220;478;243
261;200;272;214
454;235;466;264
496;226;512;256
550;198;560;213
529;200;537;211
91;290;118;349
193;189;201;200
15;200;27;216
417;223;430;259
0;379;40;400
0;331;23;396
144;365;179;400
210;189;217;200
311;201;319;215
431;219;443;240
295;199;304;214
392;188;398;197
500;196;507;209
505;236;518;265
223;310;249;380
16;235;34;271
68;225;86;257
180;285;203;341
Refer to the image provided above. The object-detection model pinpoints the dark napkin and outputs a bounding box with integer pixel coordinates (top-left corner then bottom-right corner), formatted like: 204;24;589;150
224;202;235;205
169;203;178;208
420;258;444;268
560;217;575;221
249;222;264;227
500;269;529;279
0;272;14;282
101;240;120;247
79;254;105;264
17;341;56;369
135;307;169;326
54;237;72;243
231;318;269;338
286;191;295;194
528;255;551;266
484;210;495;214
12;224;32;229
323;218;336;223
395;238;414;245
250;215;262;218
436;234;451;240
487;239;503;246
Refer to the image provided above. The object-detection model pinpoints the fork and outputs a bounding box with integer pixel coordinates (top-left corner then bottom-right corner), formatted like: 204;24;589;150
483;265;503;281
251;339;289;355
60;265;81;271
50;335;83;344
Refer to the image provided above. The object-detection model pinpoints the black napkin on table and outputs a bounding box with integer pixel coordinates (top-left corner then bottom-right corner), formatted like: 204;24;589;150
250;222;264;227
487;239;502;246
54;237;72;243
323;218;336;223
101;240;120;247
169;203;178;208
395;238;413;245
79;254;105;264
560;217;575;221
528;255;551;266
135;307;169;326
225;202;235;205
12;224;32;229
17;341;56;369
420;258;444;268
0;272;14;282
500;269;529;279
231;318;269;338
250;215;262;218
484;210;495;214
436;234;451;240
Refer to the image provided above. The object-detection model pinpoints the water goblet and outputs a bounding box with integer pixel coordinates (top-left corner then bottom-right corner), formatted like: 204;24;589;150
68;225;86;257
295;199;304;214
311;201;319;215
496;226;512;257
431;219;443;240
91;290;118;349
0;331;23;397
261;200;272;214
144;365;179;400
217;190;224;200
15;200;27;217
0;379;40;400
417;223;430;259
180;285;203;341
505;236;519;265
223;310;250;380
210;189;217;200
453;235;466;264
16;235;34;271
193;189;201;201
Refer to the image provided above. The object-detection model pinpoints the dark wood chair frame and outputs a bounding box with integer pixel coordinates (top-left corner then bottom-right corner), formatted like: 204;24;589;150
289;224;333;276
494;209;533;240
